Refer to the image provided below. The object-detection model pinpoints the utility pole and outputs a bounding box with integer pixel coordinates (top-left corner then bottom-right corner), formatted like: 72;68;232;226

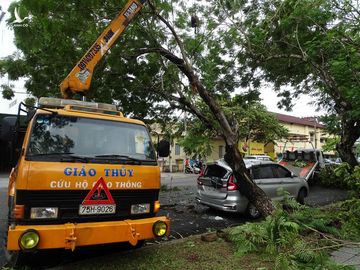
314;116;317;149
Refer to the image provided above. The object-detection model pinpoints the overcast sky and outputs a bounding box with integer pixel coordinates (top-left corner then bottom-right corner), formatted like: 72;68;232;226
0;0;323;117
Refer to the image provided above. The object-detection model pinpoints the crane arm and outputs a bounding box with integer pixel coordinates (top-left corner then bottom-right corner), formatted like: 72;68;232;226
60;0;147;98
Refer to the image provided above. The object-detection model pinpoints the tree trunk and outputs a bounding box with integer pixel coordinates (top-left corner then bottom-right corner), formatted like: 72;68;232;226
336;118;360;168
138;18;275;216
224;144;274;217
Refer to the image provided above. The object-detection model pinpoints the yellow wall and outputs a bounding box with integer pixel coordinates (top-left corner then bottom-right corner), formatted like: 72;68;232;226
275;122;329;154
151;119;332;171
208;139;225;162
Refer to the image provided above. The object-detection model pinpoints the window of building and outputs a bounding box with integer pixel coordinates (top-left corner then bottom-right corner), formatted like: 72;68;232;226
309;132;314;141
175;144;181;155
219;145;225;159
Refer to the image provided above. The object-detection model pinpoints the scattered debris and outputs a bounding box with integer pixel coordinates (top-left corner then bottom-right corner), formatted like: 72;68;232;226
201;233;218;242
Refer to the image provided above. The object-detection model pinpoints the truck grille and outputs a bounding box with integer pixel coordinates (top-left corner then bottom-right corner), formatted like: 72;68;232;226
16;189;159;225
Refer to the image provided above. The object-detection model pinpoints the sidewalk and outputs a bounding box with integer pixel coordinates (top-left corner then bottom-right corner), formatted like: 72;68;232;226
331;244;360;269
0;172;9;189
160;172;198;187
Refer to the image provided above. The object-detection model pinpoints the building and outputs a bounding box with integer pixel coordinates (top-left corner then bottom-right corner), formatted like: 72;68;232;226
155;112;332;172
274;113;329;158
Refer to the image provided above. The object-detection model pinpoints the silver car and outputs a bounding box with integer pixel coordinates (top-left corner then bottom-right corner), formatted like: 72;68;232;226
196;159;309;218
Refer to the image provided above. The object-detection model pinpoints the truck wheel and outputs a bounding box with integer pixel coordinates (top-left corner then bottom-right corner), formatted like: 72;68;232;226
125;240;144;250
132;240;145;249
2;238;19;268
246;204;261;219
296;188;307;205
2;197;20;268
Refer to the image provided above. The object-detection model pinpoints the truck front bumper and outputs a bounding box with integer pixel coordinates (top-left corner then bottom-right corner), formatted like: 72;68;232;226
7;216;170;251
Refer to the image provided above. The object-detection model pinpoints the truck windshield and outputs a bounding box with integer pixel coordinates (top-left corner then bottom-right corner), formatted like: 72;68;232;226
26;114;156;162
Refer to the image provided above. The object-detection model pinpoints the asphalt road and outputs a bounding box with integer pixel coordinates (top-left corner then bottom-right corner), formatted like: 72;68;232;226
0;172;350;268
0;173;8;269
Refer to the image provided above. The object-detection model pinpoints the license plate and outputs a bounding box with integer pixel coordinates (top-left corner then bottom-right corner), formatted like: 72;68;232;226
79;204;116;215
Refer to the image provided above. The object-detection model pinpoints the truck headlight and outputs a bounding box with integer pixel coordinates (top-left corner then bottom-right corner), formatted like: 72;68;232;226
30;207;58;219
131;203;150;214
153;221;167;237
19;230;40;250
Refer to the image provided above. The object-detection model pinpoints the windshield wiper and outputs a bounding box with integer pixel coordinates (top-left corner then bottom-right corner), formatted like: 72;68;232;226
27;153;90;163
60;154;91;163
28;152;75;156
94;154;142;163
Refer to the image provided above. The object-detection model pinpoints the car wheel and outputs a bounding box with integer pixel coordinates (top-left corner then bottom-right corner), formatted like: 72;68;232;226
246;204;261;219
297;188;307;205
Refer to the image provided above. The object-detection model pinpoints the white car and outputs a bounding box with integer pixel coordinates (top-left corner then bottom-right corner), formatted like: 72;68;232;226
244;155;272;161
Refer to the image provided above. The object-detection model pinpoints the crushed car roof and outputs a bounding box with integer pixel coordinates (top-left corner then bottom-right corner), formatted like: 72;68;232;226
212;159;275;172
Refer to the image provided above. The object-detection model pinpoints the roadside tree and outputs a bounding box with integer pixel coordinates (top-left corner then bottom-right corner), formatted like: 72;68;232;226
226;0;360;167
0;0;291;216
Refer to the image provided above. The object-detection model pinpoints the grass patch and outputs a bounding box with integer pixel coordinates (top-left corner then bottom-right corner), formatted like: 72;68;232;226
54;237;248;270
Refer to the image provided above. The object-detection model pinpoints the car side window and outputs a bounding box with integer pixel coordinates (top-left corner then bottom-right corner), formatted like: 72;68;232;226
252;165;275;180
273;165;291;178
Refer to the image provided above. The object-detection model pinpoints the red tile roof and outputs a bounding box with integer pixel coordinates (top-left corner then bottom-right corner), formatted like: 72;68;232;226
274;113;325;128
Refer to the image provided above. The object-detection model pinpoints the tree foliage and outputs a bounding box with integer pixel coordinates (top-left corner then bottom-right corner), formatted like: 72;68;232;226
224;0;360;167
1;0;308;216
179;93;288;158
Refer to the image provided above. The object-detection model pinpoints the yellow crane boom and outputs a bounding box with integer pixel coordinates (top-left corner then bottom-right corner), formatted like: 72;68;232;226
60;0;146;98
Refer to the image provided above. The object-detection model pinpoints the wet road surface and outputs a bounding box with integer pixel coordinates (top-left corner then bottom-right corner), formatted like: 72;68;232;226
0;172;350;268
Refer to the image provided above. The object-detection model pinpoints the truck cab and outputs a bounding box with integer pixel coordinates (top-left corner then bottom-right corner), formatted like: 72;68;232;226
4;97;169;262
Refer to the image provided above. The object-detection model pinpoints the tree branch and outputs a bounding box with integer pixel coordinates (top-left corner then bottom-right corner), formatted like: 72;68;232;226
147;0;192;69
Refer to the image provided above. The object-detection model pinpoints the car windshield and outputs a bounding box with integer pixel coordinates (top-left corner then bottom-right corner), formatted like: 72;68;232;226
26;114;156;162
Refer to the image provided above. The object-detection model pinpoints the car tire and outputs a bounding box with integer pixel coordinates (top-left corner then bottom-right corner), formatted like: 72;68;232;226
296;188;307;205
246;204;261;219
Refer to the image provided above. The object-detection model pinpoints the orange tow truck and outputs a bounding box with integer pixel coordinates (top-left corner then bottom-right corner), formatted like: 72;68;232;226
2;0;170;266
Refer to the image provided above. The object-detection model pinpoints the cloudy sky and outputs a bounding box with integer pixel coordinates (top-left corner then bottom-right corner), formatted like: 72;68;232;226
0;0;323;117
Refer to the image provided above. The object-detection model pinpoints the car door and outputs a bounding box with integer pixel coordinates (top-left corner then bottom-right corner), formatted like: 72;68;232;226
273;164;299;198
251;164;281;199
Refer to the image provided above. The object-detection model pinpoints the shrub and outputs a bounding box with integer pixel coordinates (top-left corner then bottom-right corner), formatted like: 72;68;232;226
230;197;360;269
318;163;360;196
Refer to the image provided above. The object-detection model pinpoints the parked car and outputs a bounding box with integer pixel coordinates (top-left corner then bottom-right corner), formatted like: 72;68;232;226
244;155;272;161
196;159;309;218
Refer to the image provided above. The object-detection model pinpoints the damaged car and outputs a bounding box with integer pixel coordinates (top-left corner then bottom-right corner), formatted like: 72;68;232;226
196;159;309;218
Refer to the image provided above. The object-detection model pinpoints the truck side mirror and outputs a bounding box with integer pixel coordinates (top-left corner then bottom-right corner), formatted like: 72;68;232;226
157;140;170;157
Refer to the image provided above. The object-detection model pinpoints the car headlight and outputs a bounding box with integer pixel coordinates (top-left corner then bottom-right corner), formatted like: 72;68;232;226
131;203;150;214
30;207;58;219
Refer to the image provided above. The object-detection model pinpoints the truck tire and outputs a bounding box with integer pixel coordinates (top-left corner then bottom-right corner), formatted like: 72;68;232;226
296;188;307;205
2;196;20;268
129;240;145;249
